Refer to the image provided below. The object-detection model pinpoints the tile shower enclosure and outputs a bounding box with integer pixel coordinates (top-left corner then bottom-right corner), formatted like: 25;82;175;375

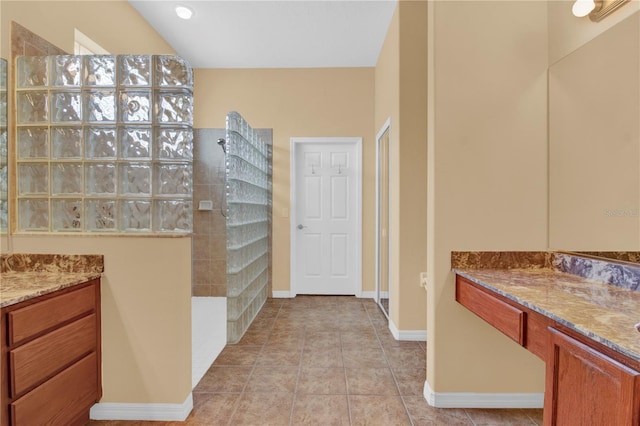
192;125;272;344
15;54;193;233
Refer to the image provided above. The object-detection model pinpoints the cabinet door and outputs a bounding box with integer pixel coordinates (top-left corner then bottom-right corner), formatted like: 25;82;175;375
545;328;640;425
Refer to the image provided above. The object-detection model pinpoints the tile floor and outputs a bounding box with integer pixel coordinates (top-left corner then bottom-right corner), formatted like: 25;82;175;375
89;296;543;425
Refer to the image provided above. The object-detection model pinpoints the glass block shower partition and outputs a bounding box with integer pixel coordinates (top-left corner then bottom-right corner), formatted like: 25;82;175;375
15;55;193;233
226;112;270;343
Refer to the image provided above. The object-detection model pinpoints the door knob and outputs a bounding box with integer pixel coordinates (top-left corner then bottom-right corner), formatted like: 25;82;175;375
297;224;306;230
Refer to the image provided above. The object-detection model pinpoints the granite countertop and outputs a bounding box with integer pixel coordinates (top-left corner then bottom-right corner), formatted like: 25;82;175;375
0;271;102;308
453;252;640;364
0;253;104;308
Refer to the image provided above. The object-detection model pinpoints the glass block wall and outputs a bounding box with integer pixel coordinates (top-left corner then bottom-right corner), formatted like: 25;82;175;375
226;112;270;343
0;59;7;233
15;55;193;233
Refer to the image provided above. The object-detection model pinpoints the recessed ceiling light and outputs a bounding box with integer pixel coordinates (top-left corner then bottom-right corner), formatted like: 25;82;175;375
175;5;194;20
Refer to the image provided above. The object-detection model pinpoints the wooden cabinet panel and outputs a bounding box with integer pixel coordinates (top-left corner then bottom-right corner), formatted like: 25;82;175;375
8;284;95;345
524;310;551;362
1;279;101;426
10;352;98;426
545;327;640;426
456;276;525;345
9;314;96;397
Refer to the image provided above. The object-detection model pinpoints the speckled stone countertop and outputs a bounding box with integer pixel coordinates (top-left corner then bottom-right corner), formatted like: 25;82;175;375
0;271;102;308
0;253;103;308
452;251;640;364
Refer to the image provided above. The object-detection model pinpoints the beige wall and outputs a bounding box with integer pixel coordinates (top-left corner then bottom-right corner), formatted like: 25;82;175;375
397;1;428;331
193;68;375;295
10;235;192;403
1;0;174;57
2;1;191;405
427;1;548;393
549;12;640;250
374;2;428;331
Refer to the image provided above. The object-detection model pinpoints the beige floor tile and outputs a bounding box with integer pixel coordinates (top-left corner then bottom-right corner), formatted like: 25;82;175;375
300;347;344;367
384;346;427;370
230;392;293;425
213;346;262;366
348;395;412;425
235;329;270;346
521;409;544;425
303;331;342;349
465;408;540;425
291;394;350;426
345;367;398;395
297;367;347;395
340;330;381;349
342;347;388;368
245;366;299;393
193;366;252;393
182;393;241;425
89;297;546;426
265;329;305;348
402;396;473;426
393;368;426;396
255;345;302;366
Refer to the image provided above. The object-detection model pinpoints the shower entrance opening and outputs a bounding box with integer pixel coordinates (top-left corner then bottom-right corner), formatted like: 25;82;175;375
290;137;362;296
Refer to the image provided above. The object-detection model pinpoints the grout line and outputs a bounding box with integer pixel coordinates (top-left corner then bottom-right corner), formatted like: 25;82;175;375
288;319;306;426
225;299;281;425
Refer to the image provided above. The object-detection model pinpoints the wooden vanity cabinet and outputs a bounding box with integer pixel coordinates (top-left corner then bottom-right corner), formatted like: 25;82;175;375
544;327;640;426
456;274;640;425
0;279;102;426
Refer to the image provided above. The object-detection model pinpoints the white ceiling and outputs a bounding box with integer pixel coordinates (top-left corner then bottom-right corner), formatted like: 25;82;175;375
128;0;398;69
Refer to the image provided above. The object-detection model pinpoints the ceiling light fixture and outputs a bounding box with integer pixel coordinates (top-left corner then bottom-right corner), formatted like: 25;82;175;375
572;0;597;17
175;5;194;20
572;0;631;21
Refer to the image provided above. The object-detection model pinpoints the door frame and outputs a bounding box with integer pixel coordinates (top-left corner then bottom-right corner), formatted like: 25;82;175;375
290;137;363;297
375;118;392;316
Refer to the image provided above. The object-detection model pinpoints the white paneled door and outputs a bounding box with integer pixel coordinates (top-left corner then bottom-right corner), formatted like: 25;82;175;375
291;138;362;295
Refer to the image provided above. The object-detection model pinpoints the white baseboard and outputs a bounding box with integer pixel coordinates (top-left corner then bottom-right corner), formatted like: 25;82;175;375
358;291;376;299
272;290;378;299
389;319;427;341
90;393;193;421
423;381;544;408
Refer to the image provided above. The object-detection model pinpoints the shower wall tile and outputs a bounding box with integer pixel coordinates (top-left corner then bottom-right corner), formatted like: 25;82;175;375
210;259;226;281
193;285;211;297
193;211;211;235
212;213;226;235
193;235;211;261
193;259;210;283
211;236;226;260
211;285;226;297
191;128;227;297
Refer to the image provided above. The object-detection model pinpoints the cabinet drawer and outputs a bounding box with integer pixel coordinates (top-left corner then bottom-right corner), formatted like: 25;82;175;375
9;314;96;397
8;283;96;345
456;276;525;345
10;352;98;426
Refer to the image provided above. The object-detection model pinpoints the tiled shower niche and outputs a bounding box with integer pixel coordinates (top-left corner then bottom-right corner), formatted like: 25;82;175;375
226;112;271;343
15;55;193;233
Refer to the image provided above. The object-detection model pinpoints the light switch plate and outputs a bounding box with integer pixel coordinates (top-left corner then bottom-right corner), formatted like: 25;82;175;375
419;272;428;288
